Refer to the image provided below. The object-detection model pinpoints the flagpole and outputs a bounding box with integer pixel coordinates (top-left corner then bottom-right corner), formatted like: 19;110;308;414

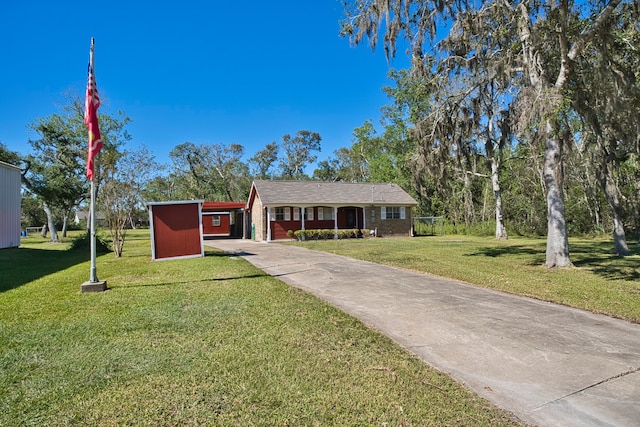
90;178;98;283
89;38;98;284
82;37;106;293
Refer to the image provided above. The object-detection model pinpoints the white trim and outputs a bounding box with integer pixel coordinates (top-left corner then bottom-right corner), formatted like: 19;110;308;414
202;211;231;215
148;200;204;261
148;199;205;207
152;253;204;262
266;206;272;242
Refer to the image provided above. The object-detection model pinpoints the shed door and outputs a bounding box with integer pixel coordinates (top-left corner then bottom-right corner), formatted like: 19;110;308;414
152;203;202;260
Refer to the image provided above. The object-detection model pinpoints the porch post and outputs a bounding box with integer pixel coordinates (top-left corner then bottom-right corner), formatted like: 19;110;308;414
362;207;366;230
266;206;271;242
301;207;306;231
242;209;247;239
333;207;338;239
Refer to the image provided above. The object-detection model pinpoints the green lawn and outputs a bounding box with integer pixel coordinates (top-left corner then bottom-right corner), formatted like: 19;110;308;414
290;236;640;323
0;231;524;426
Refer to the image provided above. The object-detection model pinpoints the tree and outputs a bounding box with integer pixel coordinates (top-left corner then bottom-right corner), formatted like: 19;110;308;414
278;130;321;179
340;0;637;266
20;97;131;241
0;142;21;165
100;146;158;257
570;4;640;255
169;141;249;201
249;142;279;179
313;147;362;182
20;191;47;231
22;114;88;241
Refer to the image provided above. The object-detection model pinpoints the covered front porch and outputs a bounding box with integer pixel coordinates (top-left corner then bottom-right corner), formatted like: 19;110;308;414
265;205;369;241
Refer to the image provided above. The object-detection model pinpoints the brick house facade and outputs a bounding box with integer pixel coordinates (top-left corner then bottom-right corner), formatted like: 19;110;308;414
247;180;417;242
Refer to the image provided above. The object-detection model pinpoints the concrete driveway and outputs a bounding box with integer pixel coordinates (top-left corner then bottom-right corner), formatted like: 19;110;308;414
205;239;640;427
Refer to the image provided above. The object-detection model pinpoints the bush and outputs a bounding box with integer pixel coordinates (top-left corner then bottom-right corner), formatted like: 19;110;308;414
293;229;369;241
68;231;111;254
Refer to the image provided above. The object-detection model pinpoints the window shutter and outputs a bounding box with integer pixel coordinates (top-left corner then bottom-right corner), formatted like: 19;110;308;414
318;208;324;220
400;207;406;219
307;208;314;220
293;207;300;221
285;208;291;221
381;207;386;220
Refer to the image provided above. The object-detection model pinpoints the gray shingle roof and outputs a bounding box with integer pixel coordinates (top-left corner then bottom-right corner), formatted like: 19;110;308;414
252;180;417;206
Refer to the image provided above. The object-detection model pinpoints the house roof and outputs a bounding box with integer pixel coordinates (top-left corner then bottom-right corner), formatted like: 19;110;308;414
250;180;417;207
74;210;106;220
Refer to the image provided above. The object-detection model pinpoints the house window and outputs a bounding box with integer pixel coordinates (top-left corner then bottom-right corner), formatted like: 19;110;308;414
275;207;290;221
212;215;221;226
318;207;334;220
381;207;405;220
294;207;314;221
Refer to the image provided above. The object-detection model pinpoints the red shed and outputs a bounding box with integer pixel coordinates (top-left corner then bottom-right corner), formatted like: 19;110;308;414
148;200;204;261
201;201;246;238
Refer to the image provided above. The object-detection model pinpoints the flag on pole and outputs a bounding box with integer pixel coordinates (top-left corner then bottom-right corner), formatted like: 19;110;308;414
84;41;102;181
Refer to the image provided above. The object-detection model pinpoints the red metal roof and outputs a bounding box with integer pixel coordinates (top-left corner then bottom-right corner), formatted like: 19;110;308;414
202;201;246;211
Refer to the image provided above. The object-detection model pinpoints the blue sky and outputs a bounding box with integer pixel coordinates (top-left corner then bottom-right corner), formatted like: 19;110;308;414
0;1;409;168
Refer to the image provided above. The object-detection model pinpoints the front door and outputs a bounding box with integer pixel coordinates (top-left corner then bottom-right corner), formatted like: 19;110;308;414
346;208;357;228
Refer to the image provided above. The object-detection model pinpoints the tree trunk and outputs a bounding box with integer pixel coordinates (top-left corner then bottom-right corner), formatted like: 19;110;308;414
42;203;59;243
543;122;571;267
600;158;629;256
61;211;69;238
463;172;474;224
491;155;508;239
612;212;629;256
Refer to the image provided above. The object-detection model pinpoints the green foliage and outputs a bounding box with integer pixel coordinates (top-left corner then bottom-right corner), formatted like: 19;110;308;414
169;141;250;201
278;130;322;180
67;230;111;254
0;142;21;165
293;229;369;240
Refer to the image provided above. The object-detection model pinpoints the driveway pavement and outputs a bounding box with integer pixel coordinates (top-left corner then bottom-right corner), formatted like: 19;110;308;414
205;239;640;427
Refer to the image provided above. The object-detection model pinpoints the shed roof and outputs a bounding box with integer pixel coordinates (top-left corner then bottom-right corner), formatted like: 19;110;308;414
250;180;417;206
0;160;21;171
202;201;245;211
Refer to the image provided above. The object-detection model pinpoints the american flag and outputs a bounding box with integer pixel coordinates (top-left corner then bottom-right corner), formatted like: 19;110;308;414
84;45;102;181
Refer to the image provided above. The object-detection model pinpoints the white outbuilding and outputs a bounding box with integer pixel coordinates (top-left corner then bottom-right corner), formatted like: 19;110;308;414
0;161;21;249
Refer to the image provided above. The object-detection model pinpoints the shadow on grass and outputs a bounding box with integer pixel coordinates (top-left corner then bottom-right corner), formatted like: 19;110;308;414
466;244;546;266
468;239;639;281
571;241;640;281
119;273;269;289
0;246;89;293
204;250;256;258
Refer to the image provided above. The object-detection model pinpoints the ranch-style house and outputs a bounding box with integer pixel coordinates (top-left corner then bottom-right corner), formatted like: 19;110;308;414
246;180;418;242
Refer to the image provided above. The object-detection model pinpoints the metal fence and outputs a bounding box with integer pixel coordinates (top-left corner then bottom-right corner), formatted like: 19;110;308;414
413;216;445;236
